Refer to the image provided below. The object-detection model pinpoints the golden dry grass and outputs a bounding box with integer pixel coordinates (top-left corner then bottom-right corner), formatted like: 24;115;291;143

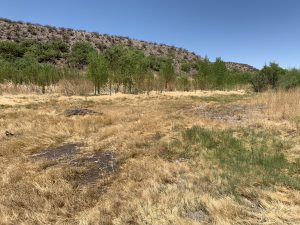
0;90;299;225
258;88;300;121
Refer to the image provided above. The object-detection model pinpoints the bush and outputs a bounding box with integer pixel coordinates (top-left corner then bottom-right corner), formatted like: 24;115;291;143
279;69;300;90
177;74;190;91
250;73;268;92
250;63;286;92
0;41;26;60
181;62;192;73
68;42;96;69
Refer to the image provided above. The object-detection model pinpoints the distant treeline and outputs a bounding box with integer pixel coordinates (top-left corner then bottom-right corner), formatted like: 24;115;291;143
0;40;299;94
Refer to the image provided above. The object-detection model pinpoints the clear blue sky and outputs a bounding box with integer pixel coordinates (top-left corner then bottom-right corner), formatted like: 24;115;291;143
1;0;299;69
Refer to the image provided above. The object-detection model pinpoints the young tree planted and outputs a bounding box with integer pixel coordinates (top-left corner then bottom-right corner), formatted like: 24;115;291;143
160;57;175;90
88;52;109;95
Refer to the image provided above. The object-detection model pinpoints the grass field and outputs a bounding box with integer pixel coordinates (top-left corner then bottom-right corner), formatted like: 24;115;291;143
0;90;299;225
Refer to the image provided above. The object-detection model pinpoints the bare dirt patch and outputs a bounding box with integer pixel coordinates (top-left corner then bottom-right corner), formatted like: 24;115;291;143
64;108;99;117
68;152;117;185
32;143;83;160
195;103;265;123
185;208;209;222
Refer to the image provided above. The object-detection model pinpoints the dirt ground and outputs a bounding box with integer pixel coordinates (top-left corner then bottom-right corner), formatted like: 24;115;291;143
0;90;299;225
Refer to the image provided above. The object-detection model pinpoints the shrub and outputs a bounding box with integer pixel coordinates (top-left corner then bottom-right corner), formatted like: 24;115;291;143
0;41;25;60
177;74;190;91
181;62;192;73
279;68;300;90
87;51;109;95
68;42;96;69
250;63;286;92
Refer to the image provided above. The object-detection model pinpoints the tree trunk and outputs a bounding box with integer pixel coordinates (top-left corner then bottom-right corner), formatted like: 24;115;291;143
97;84;100;95
109;80;112;96
42;85;45;94
115;83;120;93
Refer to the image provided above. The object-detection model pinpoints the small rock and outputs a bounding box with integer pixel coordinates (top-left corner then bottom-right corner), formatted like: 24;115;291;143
186;209;208;222
5;131;14;137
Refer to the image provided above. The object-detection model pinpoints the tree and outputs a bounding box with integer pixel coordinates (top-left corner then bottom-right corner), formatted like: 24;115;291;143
279;68;300;90
251;63;285;92
36;64;59;94
68;42;95;69
212;57;227;88
160;57;175;90
196;56;212;89
181;61;192;73
122;48;148;93
260;63;285;89
178;74;190;91
104;45;126;94
88;52;109;95
143;72;154;95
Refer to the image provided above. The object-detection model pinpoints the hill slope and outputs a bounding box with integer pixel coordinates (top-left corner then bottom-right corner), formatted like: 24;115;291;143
0;18;258;72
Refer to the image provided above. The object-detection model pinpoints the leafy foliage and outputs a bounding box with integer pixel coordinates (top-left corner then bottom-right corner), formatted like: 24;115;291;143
1;39;300;94
87;51;109;95
160;57;175;90
250;63;286;92
68;42;95;68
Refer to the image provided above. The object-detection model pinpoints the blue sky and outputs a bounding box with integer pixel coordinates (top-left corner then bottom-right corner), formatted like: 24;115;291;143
0;0;299;69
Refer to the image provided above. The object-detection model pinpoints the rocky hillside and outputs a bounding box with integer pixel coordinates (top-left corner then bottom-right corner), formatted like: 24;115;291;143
0;18;258;72
225;62;258;72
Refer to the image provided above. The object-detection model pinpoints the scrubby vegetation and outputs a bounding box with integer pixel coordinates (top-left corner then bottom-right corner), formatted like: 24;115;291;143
250;63;300;92
0;40;251;94
0;39;299;95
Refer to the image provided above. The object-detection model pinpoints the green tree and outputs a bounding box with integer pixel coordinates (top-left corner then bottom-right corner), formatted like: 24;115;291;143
178;74;190;91
104;45;126;94
88;52;109;95
260;62;285;89
181;61;192;73
212;57;227;88
36;64;59;94
279;68;300;90
160;57;175;90
68;42;95;69
196;56;212;89
121;48;148;93
251;63;285;92
144;72;154;95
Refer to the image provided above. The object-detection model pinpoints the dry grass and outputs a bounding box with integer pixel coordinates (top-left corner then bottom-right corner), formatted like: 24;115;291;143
0;80;94;96
258;88;300;121
0;90;299;225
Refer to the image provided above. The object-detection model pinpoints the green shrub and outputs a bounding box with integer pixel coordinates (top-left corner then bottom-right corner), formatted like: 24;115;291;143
0;41;26;60
251;63;286;92
181;61;192;73
279;69;300;90
68;42;95;69
87;51;109;95
177;74;190;91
